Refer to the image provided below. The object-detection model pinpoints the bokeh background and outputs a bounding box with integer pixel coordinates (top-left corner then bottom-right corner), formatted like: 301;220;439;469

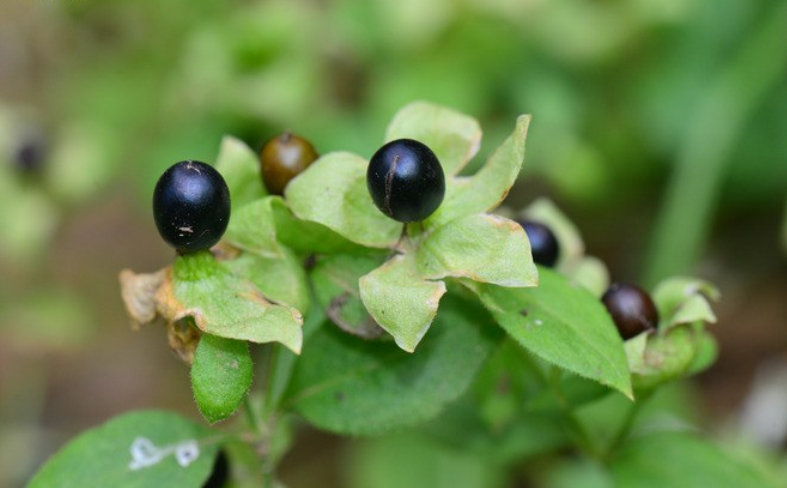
1;0;786;486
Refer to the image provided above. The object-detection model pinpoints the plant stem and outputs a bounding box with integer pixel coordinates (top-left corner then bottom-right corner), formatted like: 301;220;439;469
605;390;653;457
546;367;603;460
644;1;787;285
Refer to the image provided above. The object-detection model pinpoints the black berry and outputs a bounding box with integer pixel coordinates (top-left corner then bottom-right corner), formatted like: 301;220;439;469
202;450;229;488
13;135;47;174
366;138;445;223
153;161;231;253
517;220;559;267
601;283;660;340
260;132;318;195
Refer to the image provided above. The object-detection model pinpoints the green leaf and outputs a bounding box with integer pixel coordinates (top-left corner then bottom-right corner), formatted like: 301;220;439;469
222;197;282;258
222;247;311;313
686;331;719;375
311;253;387;339
28;410;219;488
270;197;363;254
191;334;253;423
611;432;780;488
384;101;482;176
563;256;609;298
473;268;633;399
359;254;447;352
286;296;502;435
214;136;266;210
347;432;507;488
285;152;401;248
417;213;538;287
652;277;720;330
169;251;303;353
427;114;531;227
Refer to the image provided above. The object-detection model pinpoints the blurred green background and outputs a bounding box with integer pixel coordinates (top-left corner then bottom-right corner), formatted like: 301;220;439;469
1;0;785;486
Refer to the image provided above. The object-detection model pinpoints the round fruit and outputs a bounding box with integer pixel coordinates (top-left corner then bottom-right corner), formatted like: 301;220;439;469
202;450;229;488
517;220;559;267
13;135;46;174
366;138;445;223
153;160;231;253
259;132;318;195
601;283;660;340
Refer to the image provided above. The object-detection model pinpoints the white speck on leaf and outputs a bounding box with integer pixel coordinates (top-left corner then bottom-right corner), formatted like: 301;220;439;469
128;437;200;471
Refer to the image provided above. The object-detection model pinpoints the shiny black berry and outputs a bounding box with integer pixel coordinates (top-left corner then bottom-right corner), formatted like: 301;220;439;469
517;220;559;267
259;132;319;195
601;283;660;340
202;450;229;488
153;161;231;253
366;138;445;223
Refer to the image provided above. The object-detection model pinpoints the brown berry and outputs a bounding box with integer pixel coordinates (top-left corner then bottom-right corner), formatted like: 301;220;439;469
259;132;318;195
601;283;660;340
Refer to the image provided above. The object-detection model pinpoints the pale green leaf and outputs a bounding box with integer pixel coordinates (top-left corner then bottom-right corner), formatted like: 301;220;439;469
611;432;780;488
286;296;502;435
384;101;482;176
191;334;253;423
214;136;266;210
653;277;720;330
563;256;609;297
222;197;282;258
473;268;633;399
417;213;538;288
28;410;218;488
270;196;363;254
285;152;401;248
359;254;447;352
427;114;531;227
170;251;303;353
311;253;386;339
222;247;311;313
687;331;719;375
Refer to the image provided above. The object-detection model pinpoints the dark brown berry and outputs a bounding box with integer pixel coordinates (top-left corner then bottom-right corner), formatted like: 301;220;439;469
601;283;660;340
259;132;318;195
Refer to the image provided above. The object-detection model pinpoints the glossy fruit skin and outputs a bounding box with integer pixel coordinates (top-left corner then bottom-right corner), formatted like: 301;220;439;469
517;220;559;267
259;132;318;195
366;138;445;223
601;283;660;340
153;160;231;253
202;450;229;488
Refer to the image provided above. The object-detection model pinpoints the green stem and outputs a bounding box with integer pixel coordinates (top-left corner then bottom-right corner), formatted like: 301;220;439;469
644;2;787;285
546;368;603;460
605;390;653;456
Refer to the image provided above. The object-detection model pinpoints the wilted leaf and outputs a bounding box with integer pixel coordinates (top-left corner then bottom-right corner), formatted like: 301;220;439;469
311;253;386;339
28;410;219;488
359;254;447;352
417;213;537;288
384;101;482;176
473;268;632;399
286;296;502;435
191;334;254;423
160;251;303;353
285;152;402;248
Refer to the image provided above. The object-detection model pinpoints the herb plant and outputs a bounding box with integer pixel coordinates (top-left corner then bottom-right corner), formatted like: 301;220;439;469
28;102;774;488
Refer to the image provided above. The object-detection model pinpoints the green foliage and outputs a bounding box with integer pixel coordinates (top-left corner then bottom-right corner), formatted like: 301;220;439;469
28;411;219;488
286;296;502;435
610;432;781;488
473;268;632;399
191;334;254;424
